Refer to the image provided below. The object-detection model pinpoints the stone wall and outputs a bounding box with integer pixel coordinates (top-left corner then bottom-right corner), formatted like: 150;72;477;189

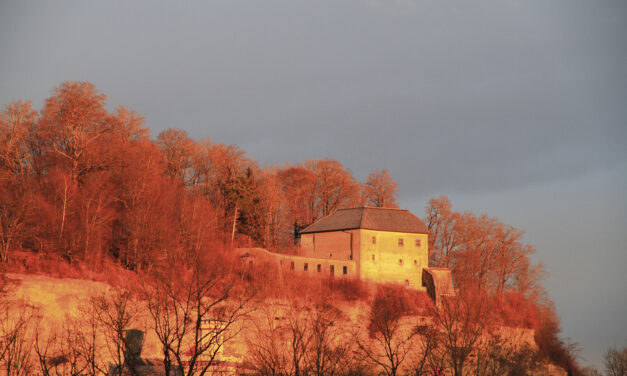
238;247;358;279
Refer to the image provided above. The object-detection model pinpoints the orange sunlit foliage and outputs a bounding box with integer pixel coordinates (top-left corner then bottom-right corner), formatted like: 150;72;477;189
0;81;384;267
425;195;541;298
362;169;399;208
424;196;580;373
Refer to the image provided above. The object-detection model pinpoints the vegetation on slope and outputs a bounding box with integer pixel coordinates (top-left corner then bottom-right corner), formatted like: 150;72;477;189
0;82;598;375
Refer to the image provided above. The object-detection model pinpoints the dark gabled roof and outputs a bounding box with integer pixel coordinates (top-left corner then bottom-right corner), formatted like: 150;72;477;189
300;207;428;234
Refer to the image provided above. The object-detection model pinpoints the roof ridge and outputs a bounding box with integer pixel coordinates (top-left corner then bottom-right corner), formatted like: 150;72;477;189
300;206;428;234
337;206;409;211
363;206;408;211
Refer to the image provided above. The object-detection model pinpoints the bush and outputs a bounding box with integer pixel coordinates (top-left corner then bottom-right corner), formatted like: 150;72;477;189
324;277;370;301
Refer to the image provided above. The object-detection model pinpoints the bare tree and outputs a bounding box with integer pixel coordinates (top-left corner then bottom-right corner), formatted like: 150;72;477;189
246;305;298;376
306;303;353;376
38;81;112;184
143;253;255;376
0;100;37;264
411;324;446;376
74;302;108;376
472;331;537;376
604;345;627;376
91;289;143;376
0;299;35;375
355;288;418;376
246;302;355;376
429;288;494;376
35;320;87;376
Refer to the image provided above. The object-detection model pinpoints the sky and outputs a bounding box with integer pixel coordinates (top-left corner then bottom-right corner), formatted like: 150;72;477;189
1;0;625;368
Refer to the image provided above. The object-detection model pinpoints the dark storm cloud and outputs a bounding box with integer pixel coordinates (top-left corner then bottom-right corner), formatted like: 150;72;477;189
1;0;626;367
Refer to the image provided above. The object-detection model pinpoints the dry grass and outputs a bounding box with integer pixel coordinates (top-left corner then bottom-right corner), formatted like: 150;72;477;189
4;251;140;290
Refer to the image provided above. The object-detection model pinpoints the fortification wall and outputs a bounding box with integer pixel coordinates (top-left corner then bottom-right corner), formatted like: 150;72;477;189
238;247;358;279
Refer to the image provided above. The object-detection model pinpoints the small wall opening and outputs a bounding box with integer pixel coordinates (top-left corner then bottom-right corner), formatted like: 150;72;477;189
330;265;334;277
304;263;308;271
290;261;295;270
343;266;347;275
317;264;321;273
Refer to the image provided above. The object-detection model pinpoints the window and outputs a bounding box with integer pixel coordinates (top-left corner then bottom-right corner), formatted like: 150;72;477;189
343;266;347;275
372;254;375;261
414;259;418;265
372;236;376;244
398;238;404;246
317;264;321;272
304;263;308;271
415;239;421;247
399;259;403;265
330;265;335;277
290;261;295;270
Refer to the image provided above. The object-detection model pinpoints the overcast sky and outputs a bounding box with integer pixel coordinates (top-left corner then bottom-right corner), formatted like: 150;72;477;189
1;0;625;368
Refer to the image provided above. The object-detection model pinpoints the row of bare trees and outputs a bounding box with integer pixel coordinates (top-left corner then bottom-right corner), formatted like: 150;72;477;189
244;285;544;376
0;287;139;375
3;272;621;376
0;248;258;376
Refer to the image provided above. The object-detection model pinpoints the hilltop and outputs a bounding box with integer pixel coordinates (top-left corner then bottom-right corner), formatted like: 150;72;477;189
0;81;581;375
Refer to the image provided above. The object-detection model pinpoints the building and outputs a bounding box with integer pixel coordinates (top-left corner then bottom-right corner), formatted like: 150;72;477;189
298;206;430;289
239;206;436;291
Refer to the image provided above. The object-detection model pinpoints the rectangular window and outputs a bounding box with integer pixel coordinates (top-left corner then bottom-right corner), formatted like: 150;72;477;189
317;264;321;272
398;238;404;246
343;266;347;275
372;236;376;244
304;263;308;271
399;259;403;265
415;239;421;247
330;265;334;277
290;261;295;270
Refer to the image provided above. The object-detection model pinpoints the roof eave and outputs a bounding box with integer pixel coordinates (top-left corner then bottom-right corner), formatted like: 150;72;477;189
300;227;428;235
